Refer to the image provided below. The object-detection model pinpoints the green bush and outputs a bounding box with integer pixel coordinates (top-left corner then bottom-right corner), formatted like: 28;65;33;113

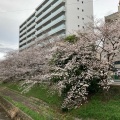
50;75;63;83
112;75;119;79
64;35;78;43
87;77;101;95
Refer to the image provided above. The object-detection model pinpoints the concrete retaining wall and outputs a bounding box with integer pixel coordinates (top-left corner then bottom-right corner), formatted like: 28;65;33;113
0;96;33;120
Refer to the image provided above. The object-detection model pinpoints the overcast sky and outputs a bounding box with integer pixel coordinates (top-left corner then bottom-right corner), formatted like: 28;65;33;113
0;0;119;59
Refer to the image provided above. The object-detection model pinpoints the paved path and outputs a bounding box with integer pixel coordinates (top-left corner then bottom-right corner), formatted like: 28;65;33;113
0;105;11;120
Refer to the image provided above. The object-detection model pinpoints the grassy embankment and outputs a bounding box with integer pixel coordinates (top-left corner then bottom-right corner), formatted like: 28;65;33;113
71;86;120;120
4;96;46;120
1;82;120;120
0;83;62;107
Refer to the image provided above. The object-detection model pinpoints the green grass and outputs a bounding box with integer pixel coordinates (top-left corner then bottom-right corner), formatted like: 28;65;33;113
71;86;120;120
0;82;22;92
25;84;63;107
14;102;47;120
71;99;120;120
0;82;63;107
1;82;120;120
4;96;46;120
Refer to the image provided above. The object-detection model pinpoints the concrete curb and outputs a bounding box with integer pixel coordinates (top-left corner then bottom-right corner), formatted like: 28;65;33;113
0;96;33;120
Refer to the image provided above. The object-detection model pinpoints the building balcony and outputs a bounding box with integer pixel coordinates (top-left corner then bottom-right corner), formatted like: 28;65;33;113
27;16;36;25
27;28;35;37
37;24;65;40
36;33;65;47
36;15;65;35
36;0;53;16
19;35;35;46
36;6;65;29
49;24;65;36
25;41;35;48
19;45;26;51
19;41;35;50
20;29;26;36
20;34;27;41
27;23;36;31
19;39;27;46
36;0;65;22
26;35;36;43
20;23;27;32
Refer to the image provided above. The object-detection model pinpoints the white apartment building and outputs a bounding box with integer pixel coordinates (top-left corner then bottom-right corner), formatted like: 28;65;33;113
19;0;93;51
105;1;120;22
105;1;120;70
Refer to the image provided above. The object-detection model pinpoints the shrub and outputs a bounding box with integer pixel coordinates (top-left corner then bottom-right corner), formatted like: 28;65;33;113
64;35;78;43
87;77;101;95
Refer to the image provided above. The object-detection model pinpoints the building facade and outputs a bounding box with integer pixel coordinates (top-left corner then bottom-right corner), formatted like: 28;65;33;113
105;1;120;22
19;0;93;51
105;1;120;70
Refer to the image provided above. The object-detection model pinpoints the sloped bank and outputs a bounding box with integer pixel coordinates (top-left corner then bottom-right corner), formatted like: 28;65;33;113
0;96;33;120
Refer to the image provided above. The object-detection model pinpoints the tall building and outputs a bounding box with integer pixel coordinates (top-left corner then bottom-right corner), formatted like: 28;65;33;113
105;1;120;70
19;0;93;51
105;1;120;22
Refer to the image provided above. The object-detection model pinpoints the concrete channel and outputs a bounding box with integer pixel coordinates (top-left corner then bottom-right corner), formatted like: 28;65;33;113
0;105;11;120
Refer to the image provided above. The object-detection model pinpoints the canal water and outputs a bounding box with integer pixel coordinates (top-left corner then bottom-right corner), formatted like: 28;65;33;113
0;105;11;120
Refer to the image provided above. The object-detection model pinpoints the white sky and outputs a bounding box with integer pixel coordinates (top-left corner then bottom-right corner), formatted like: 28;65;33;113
0;52;5;60
0;0;119;59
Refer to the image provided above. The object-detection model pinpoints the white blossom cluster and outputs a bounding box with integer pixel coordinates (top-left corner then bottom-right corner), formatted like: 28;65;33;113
0;43;56;83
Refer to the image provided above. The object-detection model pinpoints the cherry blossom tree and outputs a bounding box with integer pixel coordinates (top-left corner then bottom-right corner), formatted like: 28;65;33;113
49;19;120;110
0;43;53;81
0;20;120;110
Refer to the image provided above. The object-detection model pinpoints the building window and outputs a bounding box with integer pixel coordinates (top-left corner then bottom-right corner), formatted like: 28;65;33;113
78;25;80;27
77;0;79;1
82;9;84;12
77;8;79;10
82;1;83;4
83;26;84;29
78;16;79;19
82;18;84;20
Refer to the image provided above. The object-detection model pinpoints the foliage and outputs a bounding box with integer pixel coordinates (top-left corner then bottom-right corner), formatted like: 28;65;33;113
64;35;78;43
1;82;62;108
0;43;56;83
4;83;120;120
49;20;120;109
25;84;62;107
87;77;101;94
71;86;120;120
4;96;45;120
0;20;120;110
